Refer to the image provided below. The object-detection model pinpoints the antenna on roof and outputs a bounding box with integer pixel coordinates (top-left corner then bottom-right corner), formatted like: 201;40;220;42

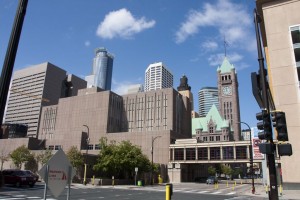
224;36;229;57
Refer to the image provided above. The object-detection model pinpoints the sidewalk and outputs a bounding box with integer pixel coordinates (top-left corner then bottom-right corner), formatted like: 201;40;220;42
243;184;300;200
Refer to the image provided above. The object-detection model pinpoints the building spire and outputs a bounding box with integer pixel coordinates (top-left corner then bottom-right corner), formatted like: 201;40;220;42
224;36;229;57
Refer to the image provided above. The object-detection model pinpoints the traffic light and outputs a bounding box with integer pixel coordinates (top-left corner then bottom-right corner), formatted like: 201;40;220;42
271;111;289;141
256;109;272;140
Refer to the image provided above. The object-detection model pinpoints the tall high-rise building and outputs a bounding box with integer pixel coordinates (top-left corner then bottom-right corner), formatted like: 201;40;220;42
144;62;173;91
257;0;300;185
198;87;219;117
4;62;86;138
85;47;114;90
217;57;241;141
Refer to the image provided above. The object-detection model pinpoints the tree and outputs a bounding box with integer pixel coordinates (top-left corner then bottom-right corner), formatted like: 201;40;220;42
221;164;232;178
0;149;9;170
10;145;32;169
93;138;152;179
208;166;216;176
36;149;53;166
67;146;84;171
24;153;38;172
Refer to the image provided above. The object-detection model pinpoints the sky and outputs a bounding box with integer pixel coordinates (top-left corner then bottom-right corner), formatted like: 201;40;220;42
0;0;261;127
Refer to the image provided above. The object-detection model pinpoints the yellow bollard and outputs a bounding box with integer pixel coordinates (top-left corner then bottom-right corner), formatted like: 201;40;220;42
166;184;172;200
234;181;236;186
232;183;235;191
92;175;95;186
83;164;87;185
279;185;283;196
226;181;228;187
265;185;268;194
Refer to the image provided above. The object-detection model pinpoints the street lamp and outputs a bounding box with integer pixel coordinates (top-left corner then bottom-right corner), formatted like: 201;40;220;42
151;136;161;185
83;125;90;185
238;121;255;194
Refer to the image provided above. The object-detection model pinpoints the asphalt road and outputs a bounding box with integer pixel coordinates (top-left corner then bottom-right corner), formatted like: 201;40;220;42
0;182;260;200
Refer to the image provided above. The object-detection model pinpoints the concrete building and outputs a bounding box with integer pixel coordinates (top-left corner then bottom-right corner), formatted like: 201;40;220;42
198;87;218;117
177;75;194;111
256;0;300;186
144;62;173;92
168;139;260;183
38;87;191;180
4;62;87;138
85;47;114;90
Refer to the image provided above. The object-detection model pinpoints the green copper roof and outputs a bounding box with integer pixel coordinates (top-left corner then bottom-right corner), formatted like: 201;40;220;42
217;57;234;73
192;104;230;136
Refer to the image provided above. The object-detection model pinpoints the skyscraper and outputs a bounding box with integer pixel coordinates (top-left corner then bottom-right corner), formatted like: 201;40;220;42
257;0;300;185
144;62;173;91
4;62;87;138
85;47;114;90
198;87;219;117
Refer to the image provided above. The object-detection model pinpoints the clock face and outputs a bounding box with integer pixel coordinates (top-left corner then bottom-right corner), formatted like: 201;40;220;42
222;86;232;95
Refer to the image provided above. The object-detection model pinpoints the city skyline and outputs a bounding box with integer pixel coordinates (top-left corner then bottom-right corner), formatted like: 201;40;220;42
0;0;260;127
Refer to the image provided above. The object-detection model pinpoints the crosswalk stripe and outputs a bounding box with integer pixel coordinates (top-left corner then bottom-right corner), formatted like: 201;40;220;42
197;190;208;193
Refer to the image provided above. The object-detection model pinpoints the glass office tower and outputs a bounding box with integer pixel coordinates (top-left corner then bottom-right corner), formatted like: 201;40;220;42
198;87;219;117
86;47;114;90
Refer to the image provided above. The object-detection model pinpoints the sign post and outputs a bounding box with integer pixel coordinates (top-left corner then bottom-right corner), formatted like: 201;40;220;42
135;167;138;186
38;149;76;198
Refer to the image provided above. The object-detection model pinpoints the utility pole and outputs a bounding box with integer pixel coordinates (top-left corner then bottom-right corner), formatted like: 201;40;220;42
0;0;28;127
253;9;278;200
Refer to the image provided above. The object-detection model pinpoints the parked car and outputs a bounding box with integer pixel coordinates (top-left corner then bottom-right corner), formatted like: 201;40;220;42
206;176;218;184
24;170;39;182
2;169;36;187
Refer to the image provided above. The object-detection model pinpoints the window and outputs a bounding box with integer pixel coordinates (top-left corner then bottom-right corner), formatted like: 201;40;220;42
209;126;214;133
203;136;207;142
210;147;220;160
48;145;54;150
55;145;62;150
210;136;214;141
186;148;196;160
236;146;247;159
197;148;208;160
223;146;234;159
174;148;184;160
95;144;101;150
216;136;220;141
290;26;300;85
88;144;93;150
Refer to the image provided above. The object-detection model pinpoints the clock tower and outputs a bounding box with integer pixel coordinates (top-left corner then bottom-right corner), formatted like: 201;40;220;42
217;57;241;141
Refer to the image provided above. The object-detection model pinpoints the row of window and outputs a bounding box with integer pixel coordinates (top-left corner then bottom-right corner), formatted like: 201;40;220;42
170;146;247;161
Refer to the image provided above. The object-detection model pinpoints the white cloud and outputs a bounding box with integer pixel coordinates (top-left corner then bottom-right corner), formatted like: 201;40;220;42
96;8;156;39
175;0;252;46
201;41;218;51
84;40;90;47
112;79;143;95
208;52;243;66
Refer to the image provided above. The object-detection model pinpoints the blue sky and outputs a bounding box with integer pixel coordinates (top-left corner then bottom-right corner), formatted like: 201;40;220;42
0;0;260;127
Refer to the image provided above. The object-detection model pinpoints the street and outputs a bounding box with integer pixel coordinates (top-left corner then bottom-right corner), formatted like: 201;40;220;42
0;182;265;200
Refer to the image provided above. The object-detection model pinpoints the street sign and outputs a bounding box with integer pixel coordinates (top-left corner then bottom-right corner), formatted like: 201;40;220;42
38;149;76;198
135;167;138;172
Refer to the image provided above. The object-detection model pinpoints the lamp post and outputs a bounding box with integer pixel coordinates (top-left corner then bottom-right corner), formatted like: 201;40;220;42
83;125;90;185
238;121;255;194
151;136;161;185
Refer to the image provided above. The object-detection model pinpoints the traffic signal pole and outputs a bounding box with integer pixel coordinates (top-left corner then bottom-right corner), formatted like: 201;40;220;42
0;0;28;127
254;9;278;200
